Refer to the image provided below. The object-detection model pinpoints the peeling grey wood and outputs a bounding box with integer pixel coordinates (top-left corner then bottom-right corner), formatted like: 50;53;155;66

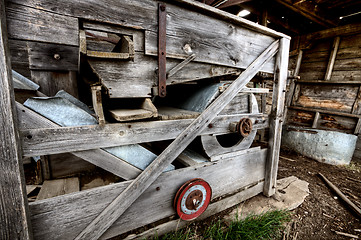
29;149;267;240
5;2;78;46
75;40;279;240
123;181;264;240
264;38;290;197
21;113;268;157
16;102;141;180
0;1;32;238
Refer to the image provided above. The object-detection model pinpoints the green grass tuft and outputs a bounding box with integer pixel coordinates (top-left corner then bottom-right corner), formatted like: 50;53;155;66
151;210;291;240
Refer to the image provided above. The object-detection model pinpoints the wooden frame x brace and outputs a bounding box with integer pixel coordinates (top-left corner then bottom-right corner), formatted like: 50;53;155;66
75;39;282;240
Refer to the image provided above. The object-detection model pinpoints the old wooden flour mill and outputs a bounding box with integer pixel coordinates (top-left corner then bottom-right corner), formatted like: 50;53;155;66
0;0;290;239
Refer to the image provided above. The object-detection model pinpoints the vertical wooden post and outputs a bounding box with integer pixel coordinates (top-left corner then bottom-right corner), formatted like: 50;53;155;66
264;37;290;197
0;1;33;239
324;36;340;81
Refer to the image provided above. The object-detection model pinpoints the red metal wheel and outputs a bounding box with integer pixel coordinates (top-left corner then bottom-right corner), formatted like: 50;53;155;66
174;178;212;221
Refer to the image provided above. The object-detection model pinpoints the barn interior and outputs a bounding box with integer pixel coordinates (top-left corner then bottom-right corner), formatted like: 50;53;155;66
1;0;361;239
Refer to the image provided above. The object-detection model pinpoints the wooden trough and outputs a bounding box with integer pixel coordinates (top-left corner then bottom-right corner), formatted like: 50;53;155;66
0;0;290;239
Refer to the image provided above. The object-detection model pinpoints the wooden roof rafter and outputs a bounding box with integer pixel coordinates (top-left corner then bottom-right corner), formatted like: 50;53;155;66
273;0;338;28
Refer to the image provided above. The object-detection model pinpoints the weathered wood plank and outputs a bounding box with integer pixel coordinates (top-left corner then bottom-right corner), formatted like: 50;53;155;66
123;181;264;240
36;177;79;201
289;106;361;119
29;149;267;240
21;113;269;157
144;4;276;73
28;41;78;71
264;37;290;197
5;2;78;46
0;1;32;238
292;84;359;113
74;40;279;240
157;107;200;120
8;0;287;39
16;102;141;180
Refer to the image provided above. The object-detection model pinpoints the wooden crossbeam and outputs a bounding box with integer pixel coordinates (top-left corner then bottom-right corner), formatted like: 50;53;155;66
274;0;337;27
20;113;268;157
0;0;32;238
75;39;280;240
17;103;141;180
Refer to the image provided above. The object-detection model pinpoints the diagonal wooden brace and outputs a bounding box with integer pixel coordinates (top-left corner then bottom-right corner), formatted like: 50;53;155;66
75;39;280;240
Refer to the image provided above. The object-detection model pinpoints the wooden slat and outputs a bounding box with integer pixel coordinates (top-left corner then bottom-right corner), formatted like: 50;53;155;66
36;177;79;200
292;84;359;114
16;102;141;180
5;2;78;46
0;0;32;238
74;40;280;240
20;113;268;157
264;37;290;197
324;36;341;81
288;106;361;119
29;149;267;240
8;0;288;39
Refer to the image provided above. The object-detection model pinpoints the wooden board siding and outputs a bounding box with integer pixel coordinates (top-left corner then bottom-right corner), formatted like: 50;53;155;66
292;84;359;114
299;33;361;82
29;149;267;240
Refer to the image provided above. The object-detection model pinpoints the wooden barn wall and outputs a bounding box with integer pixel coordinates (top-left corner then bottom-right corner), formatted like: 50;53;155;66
287;32;361;162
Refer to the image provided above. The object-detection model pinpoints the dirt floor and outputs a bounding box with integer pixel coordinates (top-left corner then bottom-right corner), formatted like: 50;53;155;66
277;148;361;240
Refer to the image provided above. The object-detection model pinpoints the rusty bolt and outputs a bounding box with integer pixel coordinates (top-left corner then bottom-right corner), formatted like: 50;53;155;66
54;54;61;60
156;187;160;191
208;123;213;128
160;5;166;11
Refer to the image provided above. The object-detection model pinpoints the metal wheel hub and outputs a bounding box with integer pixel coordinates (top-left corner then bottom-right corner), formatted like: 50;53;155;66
238;118;253;137
174;178;212;221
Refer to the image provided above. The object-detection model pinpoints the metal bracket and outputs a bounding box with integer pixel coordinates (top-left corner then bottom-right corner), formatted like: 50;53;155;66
158;3;167;97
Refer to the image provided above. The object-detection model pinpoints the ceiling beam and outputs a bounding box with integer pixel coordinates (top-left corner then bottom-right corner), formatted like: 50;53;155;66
217;0;253;9
274;0;337;27
300;22;361;49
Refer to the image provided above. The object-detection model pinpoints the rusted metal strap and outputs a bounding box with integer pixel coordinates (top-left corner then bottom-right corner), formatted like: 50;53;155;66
158;3;167;97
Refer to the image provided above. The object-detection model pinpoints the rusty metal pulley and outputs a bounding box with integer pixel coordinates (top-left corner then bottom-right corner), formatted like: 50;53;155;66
174;178;212;221
237;118;253;137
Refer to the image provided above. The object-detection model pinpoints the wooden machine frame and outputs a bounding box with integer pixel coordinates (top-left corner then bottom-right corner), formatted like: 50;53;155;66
0;0;290;239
